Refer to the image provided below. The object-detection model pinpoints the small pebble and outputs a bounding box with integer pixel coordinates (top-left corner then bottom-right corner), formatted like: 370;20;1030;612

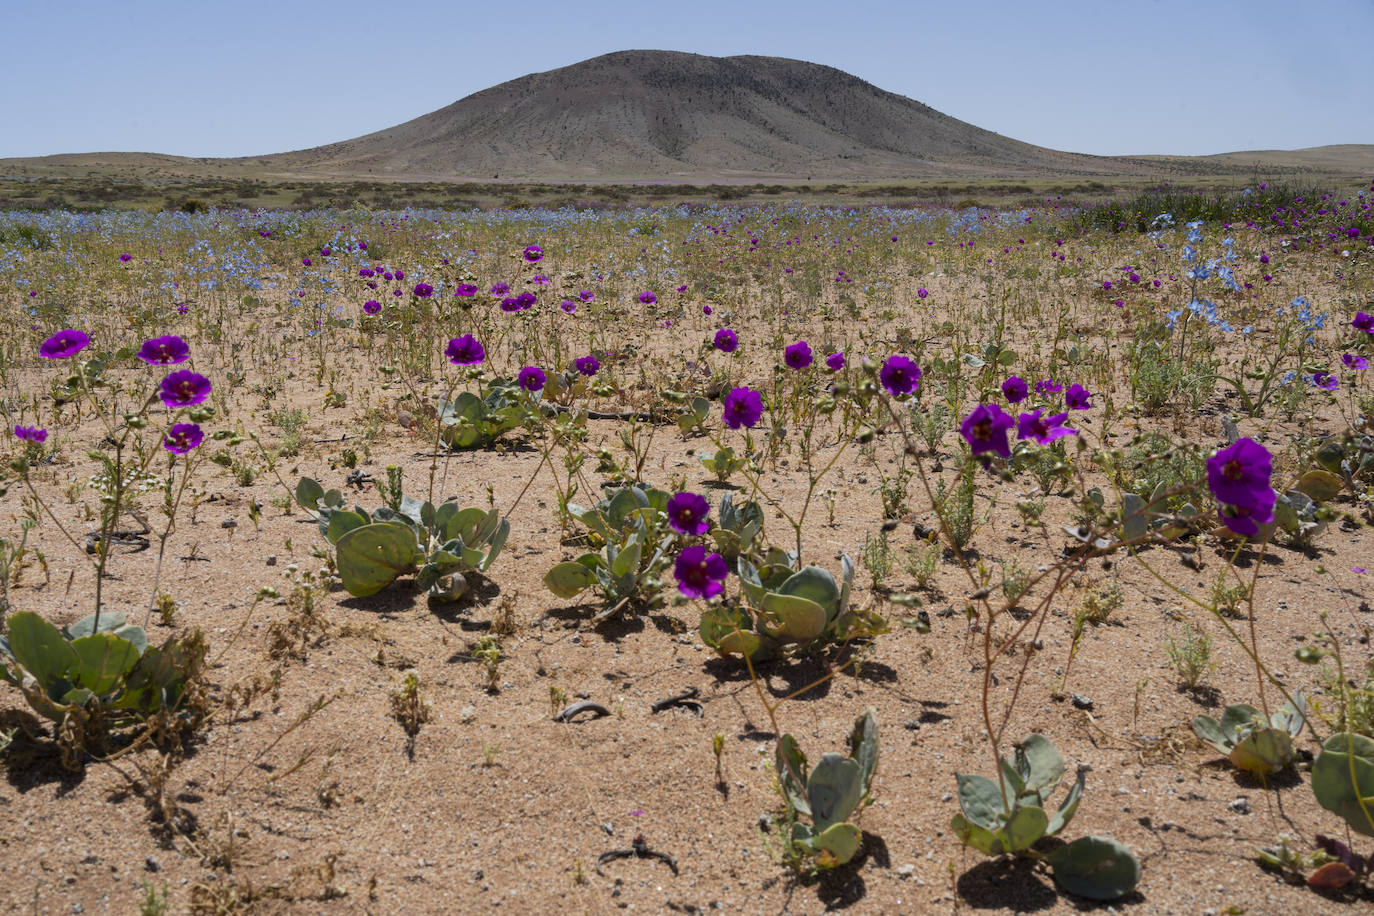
1071;695;1094;710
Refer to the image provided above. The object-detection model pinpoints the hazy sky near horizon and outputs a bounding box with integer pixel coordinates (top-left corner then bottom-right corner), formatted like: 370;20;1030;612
3;0;1370;161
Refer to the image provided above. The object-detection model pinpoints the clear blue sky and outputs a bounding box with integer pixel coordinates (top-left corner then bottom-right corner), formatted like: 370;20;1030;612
3;0;1370;160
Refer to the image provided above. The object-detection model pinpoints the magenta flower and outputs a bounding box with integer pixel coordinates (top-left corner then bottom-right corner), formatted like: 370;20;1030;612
702;305;712;316
1016;409;1076;444
532;274;550;285
560;299;577;314
359;268;375;278
490;281;510;297
826;352;845;371
500;297;521;313
1065;384;1093;410
638;290;657;305
960;404;1014;459
917;288;929;299
454;283;478;297
674;545;728;599
136;335;191;365
1311;372;1338;391
574;355;600;376
395;270;405;281
880;355;921;397
302;256;312;266
1354;312;1374;333
445;335;485;365
516;291;537;310
517;366;546;392
666;491;711;535
413;282;434;298
523;245;543;263
119;253;133;263
163;422;204;454
13;425;47;443
159;370;212;407
722;387;764;429
714;328;738;353
784;340;813;370
176;303;189;315
40;329;91;359
363;299;382;315
1343;353;1369;370
320;247;331;256
1207;437;1274;516
1002;376;1029;403
1034;379;1064;397
579;289;595;302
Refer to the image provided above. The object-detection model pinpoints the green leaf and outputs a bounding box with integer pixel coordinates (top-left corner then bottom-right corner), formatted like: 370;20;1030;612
1191;714;1232;754
325;508;369;544
334;522;418;597
1311;732;1374;837
70;633;141;696
295;477;324;511
811;822;862;868
956;773;1007;830
6;612;79;693
1047;768;1085;835
808;753;863;831
1003;804;1048;852
847;709;880;800
544;562;598;598
1016;733;1065;794
1047;836;1141;900
610;537;642;579
64;611;127;639
758;592;828;642
950;814;1005;856
1295;469;1342;502
776;734;811;815
1230;728;1293;776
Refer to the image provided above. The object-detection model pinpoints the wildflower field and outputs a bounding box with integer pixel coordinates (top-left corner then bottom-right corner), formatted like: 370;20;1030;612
1;183;1373;914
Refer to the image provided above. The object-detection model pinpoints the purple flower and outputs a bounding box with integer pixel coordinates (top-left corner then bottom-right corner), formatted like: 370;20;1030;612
1016;409;1076;444
702;305;712;316
826;352;845;371
454;283;478;297
395;270;405;281
136;335;190;366
445;335;485;365
159;370;212;407
579;289;595;302
517;366;546;392
523;245;543;262
714;328;738;353
13;425;46;444
574;355;600;376
1312;372;1338;391
677;285;688;293
1342;353;1369;370
363;299;382;315
490;281;510;297
560;299;577;314
674;545;728;599
722;387;764;429
1354;312;1374;333
917;288;929;299
1065;384;1093;410
880;355;921;397
40;329;91;359
320;247;331;256
638;290;657;305
532;274;550;285
119;253;132;263
1002;376;1029;403
1207;438;1274;524
413;282;434;298
666;491;711;535
960;404;1015;458
359;268;375;278
301;256;312;267
1035;379;1064;397
500;297;521;313
516;291;537;310
784;340;813;370
163;422;203;454
176;303;189;315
